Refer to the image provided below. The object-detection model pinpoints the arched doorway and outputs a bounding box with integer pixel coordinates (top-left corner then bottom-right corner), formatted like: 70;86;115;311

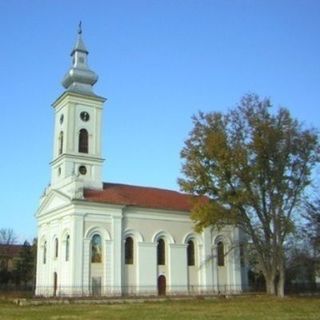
53;272;58;297
158;275;166;296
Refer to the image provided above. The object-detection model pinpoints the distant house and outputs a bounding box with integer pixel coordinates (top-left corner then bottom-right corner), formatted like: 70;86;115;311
0;244;23;273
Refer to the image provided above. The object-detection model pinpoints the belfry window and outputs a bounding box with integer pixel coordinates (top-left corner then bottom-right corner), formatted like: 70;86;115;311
59;131;64;155
187;240;195;266
157;239;165;265
217;241;225;266
125;237;134;265
91;234;102;263
79;129;88;153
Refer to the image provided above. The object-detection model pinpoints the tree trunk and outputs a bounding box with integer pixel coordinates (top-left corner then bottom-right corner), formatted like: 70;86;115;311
265;273;276;295
276;261;285;297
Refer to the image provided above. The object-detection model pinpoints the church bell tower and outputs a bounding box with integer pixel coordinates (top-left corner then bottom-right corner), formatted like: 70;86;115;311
50;24;106;192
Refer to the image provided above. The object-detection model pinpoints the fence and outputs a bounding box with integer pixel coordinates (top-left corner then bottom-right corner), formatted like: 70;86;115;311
1;283;319;298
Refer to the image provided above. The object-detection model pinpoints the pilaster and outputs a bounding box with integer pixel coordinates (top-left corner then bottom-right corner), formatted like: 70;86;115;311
202;228;215;291
72;214;84;294
137;242;157;294
168;243;188;293
111;214;122;294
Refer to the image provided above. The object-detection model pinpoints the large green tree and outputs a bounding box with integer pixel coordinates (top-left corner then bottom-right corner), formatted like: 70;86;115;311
179;94;319;297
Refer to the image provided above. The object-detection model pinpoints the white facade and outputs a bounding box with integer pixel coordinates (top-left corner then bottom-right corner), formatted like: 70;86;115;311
35;29;248;297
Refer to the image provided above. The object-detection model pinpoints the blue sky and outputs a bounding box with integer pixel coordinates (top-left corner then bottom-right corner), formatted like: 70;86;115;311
1;0;320;242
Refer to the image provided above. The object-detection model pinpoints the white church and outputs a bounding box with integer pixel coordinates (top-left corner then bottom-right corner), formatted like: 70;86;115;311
35;27;248;297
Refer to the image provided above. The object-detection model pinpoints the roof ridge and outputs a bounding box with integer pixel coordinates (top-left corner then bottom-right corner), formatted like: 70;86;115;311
102;182;187;195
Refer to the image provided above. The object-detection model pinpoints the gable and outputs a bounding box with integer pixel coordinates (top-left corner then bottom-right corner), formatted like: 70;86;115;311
36;189;72;217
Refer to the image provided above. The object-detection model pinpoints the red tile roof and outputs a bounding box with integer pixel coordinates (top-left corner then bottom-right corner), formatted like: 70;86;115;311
84;183;197;212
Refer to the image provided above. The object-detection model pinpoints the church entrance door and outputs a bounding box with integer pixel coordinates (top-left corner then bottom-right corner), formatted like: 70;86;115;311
158;275;166;296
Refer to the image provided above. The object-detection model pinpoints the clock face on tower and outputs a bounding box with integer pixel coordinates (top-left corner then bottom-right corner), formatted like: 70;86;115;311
80;111;90;122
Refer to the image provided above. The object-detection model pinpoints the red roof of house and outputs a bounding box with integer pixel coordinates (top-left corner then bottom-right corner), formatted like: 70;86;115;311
0;244;23;257
84;183;197;212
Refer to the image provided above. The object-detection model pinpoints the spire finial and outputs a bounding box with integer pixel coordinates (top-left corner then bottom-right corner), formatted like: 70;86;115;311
78;21;82;35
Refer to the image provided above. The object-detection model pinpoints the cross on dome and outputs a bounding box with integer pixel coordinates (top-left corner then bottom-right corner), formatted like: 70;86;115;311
78;21;82;35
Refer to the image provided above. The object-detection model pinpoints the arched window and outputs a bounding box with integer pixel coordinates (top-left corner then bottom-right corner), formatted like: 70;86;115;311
187;240;195;266
91;234;102;263
54;238;59;258
43;241;47;264
78;129;88;153
240;244;245;267
58;131;64;155
217;241;225;266
125;237;134;265
65;235;70;262
157;239;165;265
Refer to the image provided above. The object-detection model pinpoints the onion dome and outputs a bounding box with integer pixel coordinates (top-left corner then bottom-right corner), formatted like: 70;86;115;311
62;23;98;95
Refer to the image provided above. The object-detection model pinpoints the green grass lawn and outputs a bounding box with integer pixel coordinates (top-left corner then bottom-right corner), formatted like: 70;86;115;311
0;296;319;320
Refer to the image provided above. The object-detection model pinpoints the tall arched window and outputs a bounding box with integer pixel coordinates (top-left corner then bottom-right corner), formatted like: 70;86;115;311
240;244;245;267
65;235;70;262
43;241;47;264
157;239;165;265
187;240;195;266
54;238;59;258
91;234;102;263
125;237;134;265
78;129;88;153
217;241;225;266
58;131;64;155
